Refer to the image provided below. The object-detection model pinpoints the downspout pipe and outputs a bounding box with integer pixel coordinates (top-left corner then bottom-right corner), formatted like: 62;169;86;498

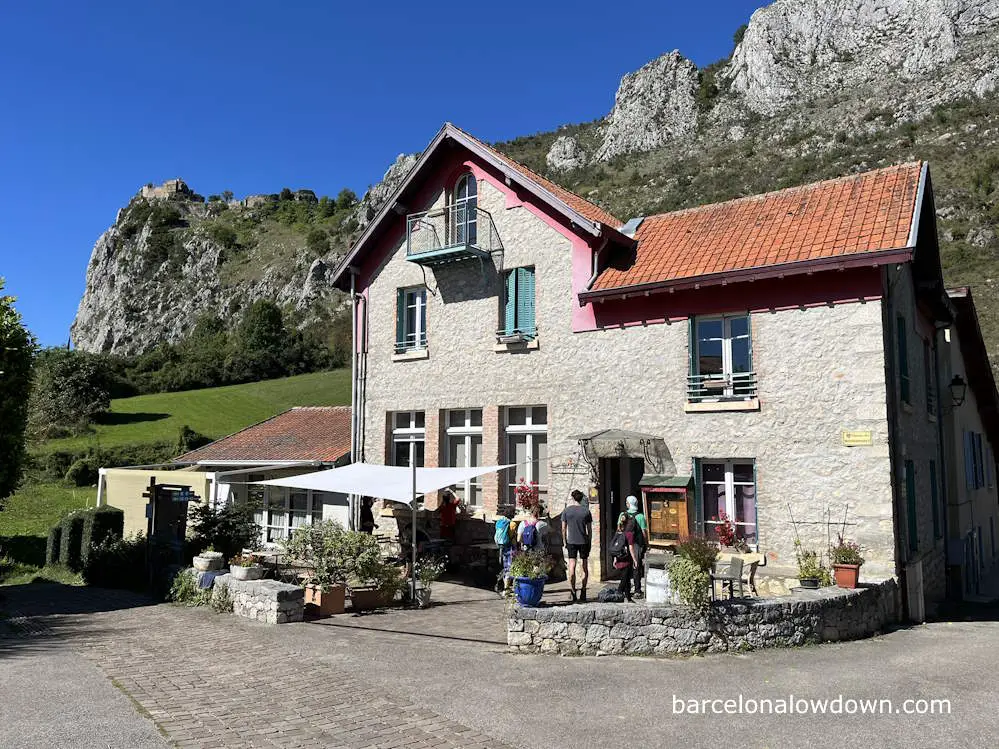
349;269;359;530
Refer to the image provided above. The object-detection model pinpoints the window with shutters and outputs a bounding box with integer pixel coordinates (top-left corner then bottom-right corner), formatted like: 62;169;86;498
696;460;758;546
498;267;536;341
395;287;427;354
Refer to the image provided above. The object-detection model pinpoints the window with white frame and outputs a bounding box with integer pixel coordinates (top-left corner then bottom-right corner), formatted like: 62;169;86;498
505;406;548;505
446;409;483;506
395;287;427;353
698;460;757;545
391;411;425;467
247;475;326;543
689;315;755;402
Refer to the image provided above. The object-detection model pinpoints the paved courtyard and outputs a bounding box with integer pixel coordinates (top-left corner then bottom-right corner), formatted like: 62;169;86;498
2;580;998;749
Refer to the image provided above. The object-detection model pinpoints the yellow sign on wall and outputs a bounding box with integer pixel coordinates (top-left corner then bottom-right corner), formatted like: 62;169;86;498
841;430;874;447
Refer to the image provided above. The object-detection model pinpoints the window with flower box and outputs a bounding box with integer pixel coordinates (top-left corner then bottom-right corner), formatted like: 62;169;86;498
696;460;757;546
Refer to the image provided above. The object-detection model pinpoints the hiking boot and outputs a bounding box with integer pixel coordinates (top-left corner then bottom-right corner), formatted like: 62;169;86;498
579;589;588;603
569;589;578;603
633;591;644;600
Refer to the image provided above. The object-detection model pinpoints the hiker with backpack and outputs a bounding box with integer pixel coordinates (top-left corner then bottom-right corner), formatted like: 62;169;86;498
493;508;516;595
518;506;543;551
610;513;641;602
617;495;649;598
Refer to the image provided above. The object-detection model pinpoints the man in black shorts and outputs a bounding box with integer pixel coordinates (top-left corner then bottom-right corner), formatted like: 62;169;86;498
562;489;592;602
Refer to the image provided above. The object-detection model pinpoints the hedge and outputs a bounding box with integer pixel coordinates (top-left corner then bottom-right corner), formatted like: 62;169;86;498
45;525;62;566
80;506;124;569
59;512;86;571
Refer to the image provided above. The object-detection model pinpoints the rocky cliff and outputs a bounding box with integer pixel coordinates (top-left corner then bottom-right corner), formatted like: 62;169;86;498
71;186;353;356
545;0;999;169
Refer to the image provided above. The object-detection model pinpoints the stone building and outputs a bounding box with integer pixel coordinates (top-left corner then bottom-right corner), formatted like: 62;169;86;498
332;123;999;617
140;178;192;200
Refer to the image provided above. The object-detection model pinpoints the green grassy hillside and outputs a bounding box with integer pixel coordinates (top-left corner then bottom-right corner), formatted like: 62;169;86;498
39;369;351;455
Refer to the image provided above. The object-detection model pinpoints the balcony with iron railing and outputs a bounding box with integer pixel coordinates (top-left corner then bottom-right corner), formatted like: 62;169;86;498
686;371;758;404
406;204;503;267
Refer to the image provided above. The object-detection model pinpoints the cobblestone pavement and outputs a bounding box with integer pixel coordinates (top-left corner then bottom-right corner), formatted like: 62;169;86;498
3;582;999;749
1;583;513;749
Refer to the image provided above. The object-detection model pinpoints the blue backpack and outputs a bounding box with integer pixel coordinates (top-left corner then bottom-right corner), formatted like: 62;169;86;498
494;517;511;546
521;522;538;549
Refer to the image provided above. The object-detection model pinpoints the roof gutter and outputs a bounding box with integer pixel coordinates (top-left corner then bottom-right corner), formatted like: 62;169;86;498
188;460;329;468
906;162;929;249
578;247;914;304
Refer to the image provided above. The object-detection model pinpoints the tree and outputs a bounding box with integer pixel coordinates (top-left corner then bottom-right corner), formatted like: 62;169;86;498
225;301;287;382
0;279;34;505
28;348;112;438
221;190;234;202
335;188;358;211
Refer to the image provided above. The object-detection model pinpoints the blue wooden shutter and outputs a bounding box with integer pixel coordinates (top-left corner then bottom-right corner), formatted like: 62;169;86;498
905;460;917;553
976;433;985;488
965;431;975;490
896;316;910;404
692;457;703;534
517;267;535;336
503;271;516;334
395;289;405;351
688;318;697;376
930;460;940;540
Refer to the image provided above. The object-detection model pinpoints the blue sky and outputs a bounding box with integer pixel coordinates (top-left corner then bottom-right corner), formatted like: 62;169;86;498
0;1;761;347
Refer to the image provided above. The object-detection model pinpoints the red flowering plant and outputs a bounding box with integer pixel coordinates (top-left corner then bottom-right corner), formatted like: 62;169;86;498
513;478;541;514
714;511;737;547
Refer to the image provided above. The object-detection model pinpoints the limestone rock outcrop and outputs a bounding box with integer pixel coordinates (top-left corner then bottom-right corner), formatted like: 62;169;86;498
546;134;588;172
725;0;999;116
594;51;700;161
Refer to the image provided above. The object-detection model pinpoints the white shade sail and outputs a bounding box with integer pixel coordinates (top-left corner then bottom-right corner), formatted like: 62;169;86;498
255;462;512;505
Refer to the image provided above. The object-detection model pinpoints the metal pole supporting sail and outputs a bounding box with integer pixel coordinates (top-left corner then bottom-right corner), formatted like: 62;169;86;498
411;459;417;600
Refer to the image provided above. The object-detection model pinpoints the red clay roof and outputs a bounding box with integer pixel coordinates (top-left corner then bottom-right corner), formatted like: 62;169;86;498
175;407;351;464
590;162;924;293
452;125;623;229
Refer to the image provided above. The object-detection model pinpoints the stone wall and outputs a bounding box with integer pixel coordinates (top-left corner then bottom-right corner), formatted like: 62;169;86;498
213;575;304;625
507;582;900;656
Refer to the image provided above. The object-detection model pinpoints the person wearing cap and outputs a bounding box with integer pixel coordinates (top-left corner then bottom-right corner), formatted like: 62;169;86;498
617;495;649;598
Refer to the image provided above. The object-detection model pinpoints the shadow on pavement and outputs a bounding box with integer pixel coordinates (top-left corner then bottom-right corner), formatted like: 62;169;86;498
0;582;158;660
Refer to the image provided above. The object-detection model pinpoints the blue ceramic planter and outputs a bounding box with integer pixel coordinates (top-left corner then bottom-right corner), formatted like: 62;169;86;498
514;576;547;607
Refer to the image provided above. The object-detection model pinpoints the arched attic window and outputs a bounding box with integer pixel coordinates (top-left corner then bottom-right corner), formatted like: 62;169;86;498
450;172;478;246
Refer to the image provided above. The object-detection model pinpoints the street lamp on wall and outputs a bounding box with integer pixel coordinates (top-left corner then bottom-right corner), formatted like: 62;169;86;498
949;375;968;408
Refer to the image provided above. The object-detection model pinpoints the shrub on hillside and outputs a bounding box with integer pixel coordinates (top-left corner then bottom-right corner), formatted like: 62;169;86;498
82;533;147;590
81;506;124;569
59;511;86;571
46;525;62;566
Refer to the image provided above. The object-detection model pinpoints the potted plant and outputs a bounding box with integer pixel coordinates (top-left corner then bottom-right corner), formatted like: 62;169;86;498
192;545;223;572
414;557;446;609
509;549;551;607
829;535;865;589
795;544;830;590
229;552;264;581
351;560;406;611
712;511;751;552
283;520;351;616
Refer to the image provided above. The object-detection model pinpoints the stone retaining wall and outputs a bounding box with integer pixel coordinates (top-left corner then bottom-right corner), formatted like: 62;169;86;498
213;575;304;625
508;582;899;656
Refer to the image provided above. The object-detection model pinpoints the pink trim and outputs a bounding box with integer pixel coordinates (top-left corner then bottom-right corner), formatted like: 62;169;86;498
585;267;884;330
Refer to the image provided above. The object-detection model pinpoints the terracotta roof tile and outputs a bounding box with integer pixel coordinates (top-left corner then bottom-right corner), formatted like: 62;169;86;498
451;125;623;229
175;407;351;464
591;163;924;292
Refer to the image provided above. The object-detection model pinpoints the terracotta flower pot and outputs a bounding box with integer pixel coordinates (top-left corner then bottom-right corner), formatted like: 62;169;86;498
350;586;392;611
832;563;861;589
305;583;346;616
